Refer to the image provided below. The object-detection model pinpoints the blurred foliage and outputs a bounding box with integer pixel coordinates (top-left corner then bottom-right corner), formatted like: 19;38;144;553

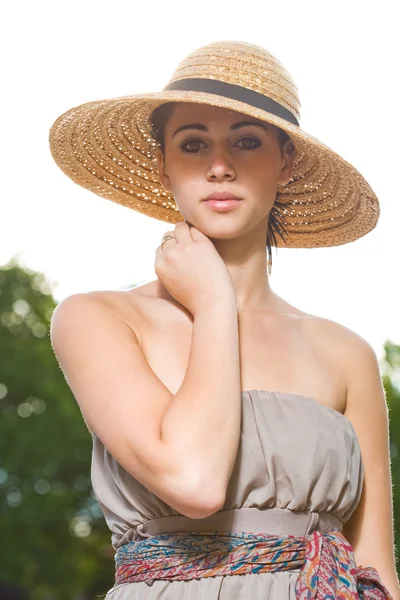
0;257;399;598
0;258;114;600
381;341;400;562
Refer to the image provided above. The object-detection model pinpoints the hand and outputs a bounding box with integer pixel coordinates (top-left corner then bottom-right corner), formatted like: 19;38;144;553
155;222;237;316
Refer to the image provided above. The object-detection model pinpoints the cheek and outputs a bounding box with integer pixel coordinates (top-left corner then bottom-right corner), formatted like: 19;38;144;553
243;159;282;210
244;159;281;190
168;160;204;192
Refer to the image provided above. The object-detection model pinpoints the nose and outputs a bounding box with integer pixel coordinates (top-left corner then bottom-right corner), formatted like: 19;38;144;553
206;151;236;182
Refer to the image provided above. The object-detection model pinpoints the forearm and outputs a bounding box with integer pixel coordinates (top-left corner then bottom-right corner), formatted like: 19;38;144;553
160;300;241;507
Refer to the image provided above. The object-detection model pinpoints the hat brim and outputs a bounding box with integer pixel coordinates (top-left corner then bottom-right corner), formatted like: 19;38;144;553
49;90;379;248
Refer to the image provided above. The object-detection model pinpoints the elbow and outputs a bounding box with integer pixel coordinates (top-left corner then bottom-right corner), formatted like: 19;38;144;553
160;451;226;519
179;482;225;520
150;452;225;519
182;498;225;520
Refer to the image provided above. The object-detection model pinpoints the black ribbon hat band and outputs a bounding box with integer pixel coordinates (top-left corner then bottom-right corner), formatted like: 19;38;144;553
164;78;300;127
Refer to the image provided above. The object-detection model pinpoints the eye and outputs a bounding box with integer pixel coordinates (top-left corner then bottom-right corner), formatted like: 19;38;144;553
179;136;262;155
236;136;262;150
180;139;206;154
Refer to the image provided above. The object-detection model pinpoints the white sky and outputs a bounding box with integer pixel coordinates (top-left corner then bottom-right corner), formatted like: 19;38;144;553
1;0;399;362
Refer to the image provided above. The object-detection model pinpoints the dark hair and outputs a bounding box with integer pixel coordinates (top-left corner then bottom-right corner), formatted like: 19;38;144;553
150;102;293;273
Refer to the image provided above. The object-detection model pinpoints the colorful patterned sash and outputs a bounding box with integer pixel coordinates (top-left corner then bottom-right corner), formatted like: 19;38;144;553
115;529;393;598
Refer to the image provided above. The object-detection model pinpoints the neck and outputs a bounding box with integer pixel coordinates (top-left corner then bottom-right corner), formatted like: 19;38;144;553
210;229;277;314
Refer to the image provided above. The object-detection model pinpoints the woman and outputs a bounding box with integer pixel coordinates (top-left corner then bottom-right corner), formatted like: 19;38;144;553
48;40;399;598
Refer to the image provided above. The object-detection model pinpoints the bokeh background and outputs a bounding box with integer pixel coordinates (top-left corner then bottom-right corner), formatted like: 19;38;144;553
1;0;399;598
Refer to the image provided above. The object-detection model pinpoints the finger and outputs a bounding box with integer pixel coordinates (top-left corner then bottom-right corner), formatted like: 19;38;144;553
156;231;175;254
189;226;208;241
173;221;193;243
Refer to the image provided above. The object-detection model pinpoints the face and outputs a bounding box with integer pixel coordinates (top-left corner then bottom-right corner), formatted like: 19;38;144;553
156;102;294;238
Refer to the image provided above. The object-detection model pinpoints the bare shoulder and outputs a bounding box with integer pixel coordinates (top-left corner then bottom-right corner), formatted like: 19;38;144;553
305;311;375;359
85;279;177;307
273;292;371;355
304;313;379;400
306;312;361;340
82;284;152;344
83;279;192;343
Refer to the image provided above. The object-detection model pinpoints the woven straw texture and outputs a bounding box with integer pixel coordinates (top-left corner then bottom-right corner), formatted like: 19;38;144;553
49;40;379;248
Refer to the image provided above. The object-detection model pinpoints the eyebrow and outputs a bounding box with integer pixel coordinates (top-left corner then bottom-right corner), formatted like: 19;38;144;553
172;120;270;138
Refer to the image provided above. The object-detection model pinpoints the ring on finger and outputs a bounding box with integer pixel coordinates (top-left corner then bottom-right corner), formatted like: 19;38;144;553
160;234;176;251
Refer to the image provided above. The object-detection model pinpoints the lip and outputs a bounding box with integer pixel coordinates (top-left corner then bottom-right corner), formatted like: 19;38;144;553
203;192;242;201
203;199;242;212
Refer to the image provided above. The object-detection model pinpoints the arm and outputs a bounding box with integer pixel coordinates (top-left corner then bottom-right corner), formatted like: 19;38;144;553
342;334;400;599
161;300;242;508
50;293;240;520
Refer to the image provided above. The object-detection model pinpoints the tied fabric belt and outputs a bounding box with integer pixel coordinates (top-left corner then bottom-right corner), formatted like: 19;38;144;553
114;509;393;598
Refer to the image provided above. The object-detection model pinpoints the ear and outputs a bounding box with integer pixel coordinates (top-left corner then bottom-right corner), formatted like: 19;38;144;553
278;139;295;186
156;147;172;193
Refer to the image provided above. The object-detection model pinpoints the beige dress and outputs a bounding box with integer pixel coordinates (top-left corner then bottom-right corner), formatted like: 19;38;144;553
90;390;364;599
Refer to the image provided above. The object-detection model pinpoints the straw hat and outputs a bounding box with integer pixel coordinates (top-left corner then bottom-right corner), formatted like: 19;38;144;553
48;40;379;248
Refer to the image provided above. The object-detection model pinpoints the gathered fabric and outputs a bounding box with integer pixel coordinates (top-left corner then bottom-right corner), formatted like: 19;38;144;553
115;529;393;598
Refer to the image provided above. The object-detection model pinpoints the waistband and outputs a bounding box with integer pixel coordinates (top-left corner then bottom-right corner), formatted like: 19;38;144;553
114;506;343;548
113;508;393;599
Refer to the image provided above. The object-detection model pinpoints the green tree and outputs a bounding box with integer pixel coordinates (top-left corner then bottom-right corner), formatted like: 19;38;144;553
381;340;400;567
0;258;114;600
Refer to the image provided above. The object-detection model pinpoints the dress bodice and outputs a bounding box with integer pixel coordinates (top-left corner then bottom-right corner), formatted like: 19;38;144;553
91;390;364;551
